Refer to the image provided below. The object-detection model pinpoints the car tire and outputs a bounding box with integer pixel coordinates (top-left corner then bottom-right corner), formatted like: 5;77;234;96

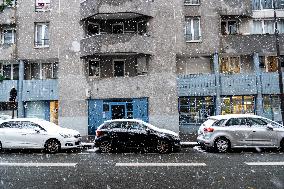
157;140;171;154
280;139;284;152
45;139;61;154
99;141;113;153
214;137;230;153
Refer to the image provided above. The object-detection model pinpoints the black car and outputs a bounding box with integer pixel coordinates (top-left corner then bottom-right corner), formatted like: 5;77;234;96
94;119;181;153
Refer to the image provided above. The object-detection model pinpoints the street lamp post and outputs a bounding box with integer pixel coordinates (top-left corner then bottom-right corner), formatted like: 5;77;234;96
274;0;284;124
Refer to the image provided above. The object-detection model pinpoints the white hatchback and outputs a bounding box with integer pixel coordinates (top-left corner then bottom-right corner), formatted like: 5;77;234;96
0;118;82;153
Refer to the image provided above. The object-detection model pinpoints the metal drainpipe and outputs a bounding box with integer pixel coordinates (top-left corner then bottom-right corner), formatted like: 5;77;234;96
274;0;284;124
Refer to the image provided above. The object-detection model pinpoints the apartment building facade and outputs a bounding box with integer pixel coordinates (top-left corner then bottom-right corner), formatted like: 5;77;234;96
178;0;284;129
0;0;284;135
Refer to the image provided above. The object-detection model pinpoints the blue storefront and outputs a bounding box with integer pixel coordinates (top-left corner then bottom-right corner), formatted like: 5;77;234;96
88;98;149;135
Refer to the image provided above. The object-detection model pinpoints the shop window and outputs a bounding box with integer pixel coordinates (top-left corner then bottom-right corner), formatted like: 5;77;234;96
221;96;255;115
35;22;49;47
179;97;214;124
221;20;238;35
113;60;125;77
89;60;100;77
112;23;124;34
35;0;50;12
263;95;281;122
185;17;201;42
220;57;241;74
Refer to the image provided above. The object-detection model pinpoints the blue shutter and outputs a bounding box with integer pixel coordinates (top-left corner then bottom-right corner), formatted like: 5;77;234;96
88;99;103;135
133;98;149;122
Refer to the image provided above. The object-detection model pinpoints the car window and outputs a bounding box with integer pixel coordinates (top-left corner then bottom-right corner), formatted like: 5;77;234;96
225;118;247;126
212;119;226;127
247;118;267;127
21;121;43;130
109;122;127;129
9;122;23;129
128;121;145;130
0;122;13;128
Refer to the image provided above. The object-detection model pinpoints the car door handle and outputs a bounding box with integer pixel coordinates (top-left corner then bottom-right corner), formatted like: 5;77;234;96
21;133;27;135
253;131;256;132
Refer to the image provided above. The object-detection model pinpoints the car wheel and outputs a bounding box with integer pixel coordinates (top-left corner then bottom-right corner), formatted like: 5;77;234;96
99;141;113;153
214;137;230;153
157;140;171;154
280;139;284;152
45;139;61;154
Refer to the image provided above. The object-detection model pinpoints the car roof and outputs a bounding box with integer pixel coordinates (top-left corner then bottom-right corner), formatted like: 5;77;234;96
104;119;144;123
208;114;262;120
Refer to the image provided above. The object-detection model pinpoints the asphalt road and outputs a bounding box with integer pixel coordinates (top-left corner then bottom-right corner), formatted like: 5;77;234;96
0;147;283;189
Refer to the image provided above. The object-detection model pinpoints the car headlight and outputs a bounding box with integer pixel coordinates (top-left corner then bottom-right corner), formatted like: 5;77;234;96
59;133;73;138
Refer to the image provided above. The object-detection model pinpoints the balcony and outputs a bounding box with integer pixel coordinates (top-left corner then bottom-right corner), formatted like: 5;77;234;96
0;44;16;60
80;0;153;20
219;0;252;17
0;8;16;25
22;79;58;101
220;73;257;95
221;34;284;54
80;33;153;57
177;74;216;96
0;80;18;102
178;72;284;96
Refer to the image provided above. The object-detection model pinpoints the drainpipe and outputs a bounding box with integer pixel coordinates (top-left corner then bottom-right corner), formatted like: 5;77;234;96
253;53;263;116
17;60;24;118
274;0;284;124
214;52;221;115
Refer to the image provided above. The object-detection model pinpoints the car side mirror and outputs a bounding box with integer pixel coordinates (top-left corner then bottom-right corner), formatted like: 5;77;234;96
267;124;273;131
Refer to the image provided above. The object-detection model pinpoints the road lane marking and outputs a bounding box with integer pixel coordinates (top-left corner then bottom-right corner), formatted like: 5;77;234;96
115;163;206;167
245;162;284;166
0;163;77;167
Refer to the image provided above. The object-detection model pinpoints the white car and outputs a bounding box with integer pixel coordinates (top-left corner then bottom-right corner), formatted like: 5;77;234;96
0;118;82;153
197;114;284;152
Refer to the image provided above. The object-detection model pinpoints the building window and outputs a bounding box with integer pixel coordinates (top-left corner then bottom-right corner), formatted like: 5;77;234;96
221;96;255;115
252;20;276;34
179;97;214;125
252;0;284;10
259;56;278;72
35;22;49;47
113;60;125;77
87;22;100;36
221;20;238;35
1;29;15;44
112;23;124;34
137;21;147;35
35;0;50;12
89;60;100;77
0;63;18;80
263;95;281;122
24;62;58;80
185;17;201;42
220;57;241;74
184;0;200;5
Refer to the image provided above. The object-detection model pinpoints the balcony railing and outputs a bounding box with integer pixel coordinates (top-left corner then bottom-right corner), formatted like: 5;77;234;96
0;80;18;102
22;79;58;101
80;33;153;57
178;72;284;96
177;74;216;96
0;8;16;25
221;34;284;54
80;0;153;20
219;0;252;16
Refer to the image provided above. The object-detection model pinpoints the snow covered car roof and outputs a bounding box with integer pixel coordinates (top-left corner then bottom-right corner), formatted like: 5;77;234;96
208;114;263;120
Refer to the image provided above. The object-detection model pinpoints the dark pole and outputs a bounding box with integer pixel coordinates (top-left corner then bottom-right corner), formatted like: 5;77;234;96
274;0;284;124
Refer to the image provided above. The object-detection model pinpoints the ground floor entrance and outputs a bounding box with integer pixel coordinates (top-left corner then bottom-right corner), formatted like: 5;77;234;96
88;98;148;135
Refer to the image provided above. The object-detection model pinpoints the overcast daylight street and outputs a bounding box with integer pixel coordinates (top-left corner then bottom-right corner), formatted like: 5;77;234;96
1;0;284;188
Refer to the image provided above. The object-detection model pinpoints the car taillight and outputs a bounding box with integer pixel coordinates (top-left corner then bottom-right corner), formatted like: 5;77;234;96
204;127;214;132
96;130;103;137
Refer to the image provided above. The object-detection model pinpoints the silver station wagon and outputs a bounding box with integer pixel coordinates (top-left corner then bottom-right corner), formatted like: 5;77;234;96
197;114;284;152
